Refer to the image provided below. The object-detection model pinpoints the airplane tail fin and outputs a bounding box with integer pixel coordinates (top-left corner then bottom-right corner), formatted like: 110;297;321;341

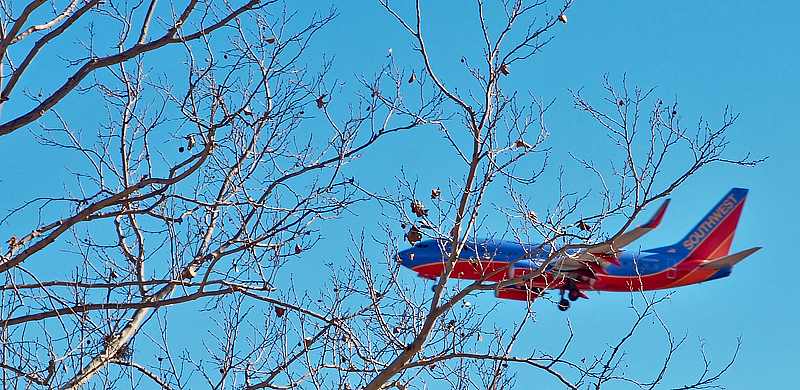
650;188;749;260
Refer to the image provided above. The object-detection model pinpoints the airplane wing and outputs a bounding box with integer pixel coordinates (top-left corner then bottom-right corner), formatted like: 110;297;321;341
550;199;671;271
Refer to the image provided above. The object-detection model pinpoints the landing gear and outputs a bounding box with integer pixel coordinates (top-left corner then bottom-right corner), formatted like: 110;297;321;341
557;288;572;311
568;288;581;301
557;280;584;311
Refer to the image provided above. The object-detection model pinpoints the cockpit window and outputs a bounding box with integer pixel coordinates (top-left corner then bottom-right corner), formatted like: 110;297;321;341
415;243;429;248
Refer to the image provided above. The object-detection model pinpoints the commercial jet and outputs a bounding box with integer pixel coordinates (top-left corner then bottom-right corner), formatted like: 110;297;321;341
397;188;759;310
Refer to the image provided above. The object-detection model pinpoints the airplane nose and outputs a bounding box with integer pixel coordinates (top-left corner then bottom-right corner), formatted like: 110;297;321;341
397;247;416;269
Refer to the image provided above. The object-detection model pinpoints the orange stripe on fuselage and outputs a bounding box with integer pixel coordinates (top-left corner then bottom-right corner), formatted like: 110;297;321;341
660;228;737;289
584;261;717;292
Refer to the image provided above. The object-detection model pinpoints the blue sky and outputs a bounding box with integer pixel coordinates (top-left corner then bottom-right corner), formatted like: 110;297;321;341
0;0;796;388
301;0;797;388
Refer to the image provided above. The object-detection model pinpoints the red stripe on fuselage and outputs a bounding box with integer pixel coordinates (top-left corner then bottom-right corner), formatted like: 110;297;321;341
411;260;511;282
411;256;721;292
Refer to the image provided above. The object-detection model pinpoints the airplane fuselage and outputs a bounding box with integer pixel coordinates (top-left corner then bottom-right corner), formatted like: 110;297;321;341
399;240;732;294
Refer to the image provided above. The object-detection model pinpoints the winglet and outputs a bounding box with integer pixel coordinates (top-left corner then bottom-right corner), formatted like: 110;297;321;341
639;199;670;229
607;198;671;250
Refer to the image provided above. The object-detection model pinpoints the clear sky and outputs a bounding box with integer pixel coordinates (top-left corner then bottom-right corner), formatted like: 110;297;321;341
0;0;796;389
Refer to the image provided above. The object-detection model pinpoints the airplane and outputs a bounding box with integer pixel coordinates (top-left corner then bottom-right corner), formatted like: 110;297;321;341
397;188;760;311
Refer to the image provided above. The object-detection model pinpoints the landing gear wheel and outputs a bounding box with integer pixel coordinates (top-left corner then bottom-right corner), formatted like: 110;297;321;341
568;289;581;301
558;298;570;311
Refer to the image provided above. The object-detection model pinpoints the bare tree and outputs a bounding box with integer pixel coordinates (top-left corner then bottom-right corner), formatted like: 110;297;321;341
0;0;761;389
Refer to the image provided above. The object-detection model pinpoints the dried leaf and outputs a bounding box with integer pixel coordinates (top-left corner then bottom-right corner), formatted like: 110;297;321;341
527;211;538;221
303;337;313;348
243;107;254;116
275;306;286;317
410;200;427;217
578;220;591;231
515;139;532;149
499;63;510;75
7;235;17;248
265;37;276;44
109;269;118;279
294;244;302;254
404;226;422;245
618;100;625;106
181;266;196;279
187;135;196;150
408;71;416;83
316;94;328;109
430;188;441;199
558;14;567;23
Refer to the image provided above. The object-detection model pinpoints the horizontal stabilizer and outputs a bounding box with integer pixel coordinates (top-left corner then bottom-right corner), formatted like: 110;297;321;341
700;247;761;269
